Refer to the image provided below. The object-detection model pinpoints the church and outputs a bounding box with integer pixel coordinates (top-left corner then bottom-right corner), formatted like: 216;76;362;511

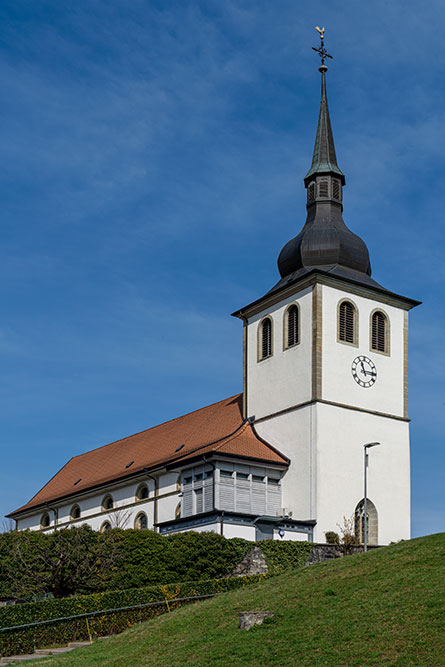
8;35;420;545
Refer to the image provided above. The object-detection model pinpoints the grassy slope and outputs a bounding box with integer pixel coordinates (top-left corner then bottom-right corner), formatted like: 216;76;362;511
33;534;444;666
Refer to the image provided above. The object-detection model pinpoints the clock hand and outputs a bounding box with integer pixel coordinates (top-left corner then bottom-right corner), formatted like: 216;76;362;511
360;361;366;374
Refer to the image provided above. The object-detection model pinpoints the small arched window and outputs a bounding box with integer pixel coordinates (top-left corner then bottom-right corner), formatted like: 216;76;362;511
101;495;114;511
259;317;272;360
285;304;299;349
371;310;389;354
338;300;357;345
307;182;316;204
135;484;149;501
40;513;50;529
354;499;378;546
70;505;81;520
134;513;148;530
100;521;112;533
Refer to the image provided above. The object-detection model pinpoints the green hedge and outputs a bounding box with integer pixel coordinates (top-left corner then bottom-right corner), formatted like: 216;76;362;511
0;528;313;599
260;540;313;572
0;575;265;657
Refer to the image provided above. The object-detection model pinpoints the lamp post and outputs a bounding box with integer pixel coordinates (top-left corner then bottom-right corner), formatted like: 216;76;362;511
363;442;380;552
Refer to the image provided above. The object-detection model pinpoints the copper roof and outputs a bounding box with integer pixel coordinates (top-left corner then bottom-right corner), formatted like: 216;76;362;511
9;394;288;517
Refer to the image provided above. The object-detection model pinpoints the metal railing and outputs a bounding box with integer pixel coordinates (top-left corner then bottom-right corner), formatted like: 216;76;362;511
0;593;222;633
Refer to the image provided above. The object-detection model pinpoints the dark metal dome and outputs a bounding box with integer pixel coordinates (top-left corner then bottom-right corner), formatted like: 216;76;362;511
277;201;372;278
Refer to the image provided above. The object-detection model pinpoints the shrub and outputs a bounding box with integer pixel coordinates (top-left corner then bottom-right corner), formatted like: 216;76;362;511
0;575;265;657
324;531;340;545
259;540;313;572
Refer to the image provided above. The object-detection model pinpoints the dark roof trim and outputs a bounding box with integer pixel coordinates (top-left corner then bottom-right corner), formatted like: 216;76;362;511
155;510;316;529
232;268;421;319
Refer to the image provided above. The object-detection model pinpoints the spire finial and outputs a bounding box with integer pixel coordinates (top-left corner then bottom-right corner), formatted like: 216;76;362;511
312;26;333;72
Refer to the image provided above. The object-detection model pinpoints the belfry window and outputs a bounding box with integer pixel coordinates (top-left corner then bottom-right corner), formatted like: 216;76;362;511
338;300;357;345
318;179;329;198
259;317;273;360
332;179;341;201
307;182;316;203
371;311;389;353
285;304;299;349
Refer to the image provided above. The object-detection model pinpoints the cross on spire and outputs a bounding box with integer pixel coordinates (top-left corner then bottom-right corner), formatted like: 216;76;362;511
312;26;333;68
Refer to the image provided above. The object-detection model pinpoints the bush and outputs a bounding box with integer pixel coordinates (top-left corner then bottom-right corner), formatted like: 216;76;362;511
324;531;340;545
259;540;313;572
0;575;265;657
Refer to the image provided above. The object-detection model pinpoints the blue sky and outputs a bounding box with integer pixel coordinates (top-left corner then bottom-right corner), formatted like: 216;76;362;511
0;0;443;537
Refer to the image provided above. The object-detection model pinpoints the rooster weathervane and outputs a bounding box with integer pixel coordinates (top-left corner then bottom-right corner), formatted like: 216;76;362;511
312;26;333;67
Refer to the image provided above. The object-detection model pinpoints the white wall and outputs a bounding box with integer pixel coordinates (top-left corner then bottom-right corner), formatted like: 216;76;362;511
255;406;314;520
273;529;309;541
314;402;410;544
246;286;313;420
321;285;406;417
15;472;180;534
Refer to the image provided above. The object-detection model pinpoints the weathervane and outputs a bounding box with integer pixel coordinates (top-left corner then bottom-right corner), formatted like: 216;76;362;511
312;26;333;68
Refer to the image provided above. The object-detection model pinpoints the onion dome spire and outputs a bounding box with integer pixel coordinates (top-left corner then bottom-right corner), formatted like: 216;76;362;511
276;28;373;286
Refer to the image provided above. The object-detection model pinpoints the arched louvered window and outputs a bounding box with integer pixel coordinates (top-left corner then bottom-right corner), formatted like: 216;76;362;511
338;300;357;345
371;311;388;353
285;305;299;348
259;318;272;360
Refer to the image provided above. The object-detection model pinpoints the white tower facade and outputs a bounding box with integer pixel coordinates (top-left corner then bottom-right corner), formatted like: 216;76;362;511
233;44;419;545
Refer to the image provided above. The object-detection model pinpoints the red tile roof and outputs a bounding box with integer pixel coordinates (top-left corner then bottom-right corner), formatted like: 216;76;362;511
9;394;288;517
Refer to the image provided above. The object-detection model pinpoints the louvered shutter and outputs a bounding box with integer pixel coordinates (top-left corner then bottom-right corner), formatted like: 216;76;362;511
219;472;235;511
338;301;355;343
372;311;387;352
287;305;299;347
261;319;272;359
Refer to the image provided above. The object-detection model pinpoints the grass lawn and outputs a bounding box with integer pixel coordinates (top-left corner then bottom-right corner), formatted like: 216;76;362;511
30;533;445;666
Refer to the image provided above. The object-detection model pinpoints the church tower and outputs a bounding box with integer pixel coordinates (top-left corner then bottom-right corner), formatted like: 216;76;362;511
232;31;420;544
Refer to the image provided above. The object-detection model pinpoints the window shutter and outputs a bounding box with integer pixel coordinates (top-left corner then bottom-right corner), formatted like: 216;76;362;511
332;179;341;200
261;319;272;359
307;182;316;203
287;305;299;347
338;301;355;343
319;179;329;197
372;311;387;352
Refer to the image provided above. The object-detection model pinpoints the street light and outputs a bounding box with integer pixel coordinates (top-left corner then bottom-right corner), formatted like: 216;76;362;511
363;442;380;552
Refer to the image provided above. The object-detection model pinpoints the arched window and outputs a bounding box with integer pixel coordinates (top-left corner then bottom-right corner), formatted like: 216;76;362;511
338;300;357;345
135;484;149;501
100;521;112;533
354;499;378;546
371;310;389;354
285;304;299;349
101;495;114;511
259;317;272;360
307;182;316;204
40;513;50;529
70;505;81;520
134;513;148;530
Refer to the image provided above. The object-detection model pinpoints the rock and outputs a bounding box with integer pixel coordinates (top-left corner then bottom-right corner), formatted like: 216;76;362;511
239;611;274;630
228;546;268;577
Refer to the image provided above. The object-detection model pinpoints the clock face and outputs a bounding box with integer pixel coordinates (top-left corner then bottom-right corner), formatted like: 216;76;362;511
351;355;377;388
